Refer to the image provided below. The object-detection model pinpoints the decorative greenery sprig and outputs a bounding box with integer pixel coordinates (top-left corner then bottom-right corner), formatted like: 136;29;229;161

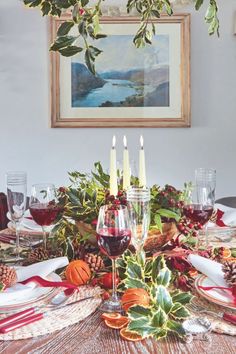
23;0;220;74
117;250;193;339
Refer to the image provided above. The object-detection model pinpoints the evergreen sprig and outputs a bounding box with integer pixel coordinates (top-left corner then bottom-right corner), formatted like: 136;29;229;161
23;0;220;74
117;250;193;340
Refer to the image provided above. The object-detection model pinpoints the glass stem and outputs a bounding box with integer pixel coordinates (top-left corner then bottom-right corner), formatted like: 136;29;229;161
111;258;118;301
15;220;20;258
205;224;209;248
42;227;47;250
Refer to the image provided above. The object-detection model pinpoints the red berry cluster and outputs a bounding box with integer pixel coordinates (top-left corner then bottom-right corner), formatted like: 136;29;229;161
177;217;203;237
105;190;127;207
157;185;184;211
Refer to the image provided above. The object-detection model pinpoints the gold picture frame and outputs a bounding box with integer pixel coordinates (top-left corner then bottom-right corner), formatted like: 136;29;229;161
50;14;190;128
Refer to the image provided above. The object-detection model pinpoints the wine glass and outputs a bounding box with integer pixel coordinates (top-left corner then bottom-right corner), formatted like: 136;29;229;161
183;185;214;247
126;187;150;253
96;204;131;312
29;184;62;250
6;171;27;260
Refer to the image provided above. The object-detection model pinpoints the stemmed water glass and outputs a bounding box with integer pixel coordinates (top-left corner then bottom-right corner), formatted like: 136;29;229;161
96;204;131;312
126;187;150;254
29;183;62;250
6;171;27;260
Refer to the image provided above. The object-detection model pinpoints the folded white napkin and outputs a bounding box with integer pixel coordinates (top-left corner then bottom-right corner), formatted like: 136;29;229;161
214;203;236;227
187;254;228;287
0;257;69;306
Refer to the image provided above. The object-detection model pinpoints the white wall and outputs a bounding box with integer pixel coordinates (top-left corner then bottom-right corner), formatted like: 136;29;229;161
0;0;236;197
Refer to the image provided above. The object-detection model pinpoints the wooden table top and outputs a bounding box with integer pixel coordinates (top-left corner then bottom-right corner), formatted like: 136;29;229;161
0;310;235;354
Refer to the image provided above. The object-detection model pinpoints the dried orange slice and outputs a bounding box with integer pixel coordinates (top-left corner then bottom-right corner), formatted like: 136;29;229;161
120;328;143;341
101;312;122;321
222;248;231;259
104;316;129;329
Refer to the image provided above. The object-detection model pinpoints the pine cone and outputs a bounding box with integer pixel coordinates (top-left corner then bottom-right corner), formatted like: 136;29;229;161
222;261;236;286
84;253;105;272
28;247;50;264
0;264;17;287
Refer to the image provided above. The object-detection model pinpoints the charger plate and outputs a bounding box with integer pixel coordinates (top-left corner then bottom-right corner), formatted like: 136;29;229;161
195;275;236;310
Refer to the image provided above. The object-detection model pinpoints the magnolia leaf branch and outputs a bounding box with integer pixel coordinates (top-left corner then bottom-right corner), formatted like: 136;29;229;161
24;0;219;73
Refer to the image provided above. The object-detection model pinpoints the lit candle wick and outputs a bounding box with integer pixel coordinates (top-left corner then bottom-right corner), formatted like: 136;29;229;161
140;135;144;150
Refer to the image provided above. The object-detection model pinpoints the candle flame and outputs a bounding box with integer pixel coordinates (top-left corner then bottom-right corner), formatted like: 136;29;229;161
140;135;144;148
123;135;127;148
112;135;116;148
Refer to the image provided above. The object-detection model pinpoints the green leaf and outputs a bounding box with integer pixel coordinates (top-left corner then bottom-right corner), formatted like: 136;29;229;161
156;267;171;287
57;21;74;36
171;290;193;305
152;256;165;282
195;0;204;10
156;286;173;314
157;208;180;221
151;308;167;327
54;0;71;8
50;35;78;51
171;305;189;319
144;259;153;276
153;329;167;340
81;0;89;6
154;213;162;232
94;33;107;39
78;21;87;37
59;46;83;57
85;48;95;75
41;1;51;16
24;0;42;7
124;277;148;290
167;320;186;337
126;260;143;280
128;319;156;338
128;305;152;320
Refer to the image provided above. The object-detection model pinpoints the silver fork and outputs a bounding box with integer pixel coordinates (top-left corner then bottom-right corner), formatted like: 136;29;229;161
187;301;236;325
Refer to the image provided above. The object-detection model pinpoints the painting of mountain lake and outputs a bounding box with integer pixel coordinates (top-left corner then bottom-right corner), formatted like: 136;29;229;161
71;35;169;108
51;15;190;127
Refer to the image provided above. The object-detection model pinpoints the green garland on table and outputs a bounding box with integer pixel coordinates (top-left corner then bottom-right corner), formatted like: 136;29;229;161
117;250;192;340
23;0;220;74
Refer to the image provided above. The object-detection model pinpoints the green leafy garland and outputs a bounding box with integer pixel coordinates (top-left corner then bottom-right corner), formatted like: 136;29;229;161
23;0;219;74
117;250;192;339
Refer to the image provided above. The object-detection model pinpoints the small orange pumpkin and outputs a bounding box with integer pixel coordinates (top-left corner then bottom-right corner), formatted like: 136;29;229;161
121;288;150;312
65;260;91;286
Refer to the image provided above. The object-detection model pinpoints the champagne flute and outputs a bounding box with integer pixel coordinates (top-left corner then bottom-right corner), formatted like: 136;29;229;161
6;171;27;260
195;168;216;202
126;187;150;254
29;184;62;250
96;205;131;312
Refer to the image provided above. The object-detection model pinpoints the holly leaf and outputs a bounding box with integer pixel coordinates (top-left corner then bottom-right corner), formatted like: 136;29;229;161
195;0;204;10
151;308;167;327
123;277;148;290
171;290;193;305
167;320;186;337
154;213;162;232
157;209;180;221
152;256;165;282
128;305;152;320
153;329;167;340
156;267;171;287
171;305;190;319
127;319;156;338
156;286;173;314
126;260;143;280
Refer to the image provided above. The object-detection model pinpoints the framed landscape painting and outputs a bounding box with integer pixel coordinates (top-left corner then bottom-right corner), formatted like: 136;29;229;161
50;14;190;128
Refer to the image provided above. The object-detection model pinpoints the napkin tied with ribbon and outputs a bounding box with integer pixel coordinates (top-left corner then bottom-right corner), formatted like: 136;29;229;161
0;257;69;306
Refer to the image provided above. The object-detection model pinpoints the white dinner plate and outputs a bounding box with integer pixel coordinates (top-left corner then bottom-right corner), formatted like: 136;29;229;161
0;272;60;312
195;275;236;310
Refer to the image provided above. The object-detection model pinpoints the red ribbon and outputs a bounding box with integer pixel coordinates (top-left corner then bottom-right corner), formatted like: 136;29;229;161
199;285;236;304
19;276;78;290
215;209;226;227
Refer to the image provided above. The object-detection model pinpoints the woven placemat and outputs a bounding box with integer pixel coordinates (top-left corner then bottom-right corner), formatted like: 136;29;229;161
0;285;102;341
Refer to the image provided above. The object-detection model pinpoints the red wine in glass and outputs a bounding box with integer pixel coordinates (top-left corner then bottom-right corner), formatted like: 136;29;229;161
183;204;213;225
96;228;131;259
30;203;62;226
